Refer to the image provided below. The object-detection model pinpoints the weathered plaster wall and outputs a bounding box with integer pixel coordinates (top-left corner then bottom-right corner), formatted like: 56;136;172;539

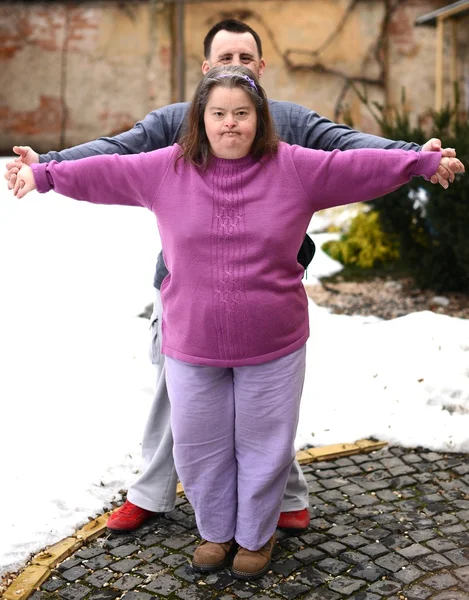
458;15;469;114
387;0;443;126
0;3;172;152
184;1;391;134
0;0;456;153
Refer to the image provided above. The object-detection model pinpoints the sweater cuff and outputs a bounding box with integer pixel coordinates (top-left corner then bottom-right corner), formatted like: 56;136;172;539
414;150;442;181
32;162;52;193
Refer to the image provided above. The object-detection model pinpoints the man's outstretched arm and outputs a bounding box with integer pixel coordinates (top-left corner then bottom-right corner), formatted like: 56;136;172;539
5;103;189;189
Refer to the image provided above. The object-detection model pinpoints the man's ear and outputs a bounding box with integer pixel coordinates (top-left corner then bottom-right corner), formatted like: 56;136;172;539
201;60;211;74
258;58;266;78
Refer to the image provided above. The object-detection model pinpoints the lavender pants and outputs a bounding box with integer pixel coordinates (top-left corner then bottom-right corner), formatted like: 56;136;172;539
165;345;306;551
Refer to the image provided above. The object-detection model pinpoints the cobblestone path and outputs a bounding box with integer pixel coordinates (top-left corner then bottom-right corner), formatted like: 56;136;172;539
29;446;469;600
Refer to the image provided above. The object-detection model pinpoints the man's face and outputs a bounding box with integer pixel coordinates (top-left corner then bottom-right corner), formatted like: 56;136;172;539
202;30;266;78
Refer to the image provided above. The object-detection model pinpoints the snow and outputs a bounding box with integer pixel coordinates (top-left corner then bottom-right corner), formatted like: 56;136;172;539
1;157;468;578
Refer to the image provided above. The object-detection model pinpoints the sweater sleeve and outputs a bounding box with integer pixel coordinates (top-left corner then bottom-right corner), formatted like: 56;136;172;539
289;146;441;211
38;104;189;163
269;101;422;152
32;146;178;212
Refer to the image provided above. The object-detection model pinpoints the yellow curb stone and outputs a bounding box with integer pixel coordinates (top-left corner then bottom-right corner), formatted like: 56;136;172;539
296;450;313;465
2;565;50;600
32;537;83;568
75;513;111;542
355;439;387;452
304;443;361;461
296;439;387;465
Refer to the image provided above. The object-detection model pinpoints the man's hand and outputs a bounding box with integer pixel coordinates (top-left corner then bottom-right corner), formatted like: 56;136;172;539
12;164;36;199
421;138;461;188
4;146;39;190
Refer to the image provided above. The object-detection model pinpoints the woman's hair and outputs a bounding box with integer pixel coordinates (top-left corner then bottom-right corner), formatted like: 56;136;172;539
178;65;279;169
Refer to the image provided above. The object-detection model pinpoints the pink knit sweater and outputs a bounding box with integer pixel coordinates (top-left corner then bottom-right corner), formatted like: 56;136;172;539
33;143;441;366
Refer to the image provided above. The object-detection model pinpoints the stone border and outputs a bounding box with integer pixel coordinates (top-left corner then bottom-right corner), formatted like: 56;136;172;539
2;438;386;600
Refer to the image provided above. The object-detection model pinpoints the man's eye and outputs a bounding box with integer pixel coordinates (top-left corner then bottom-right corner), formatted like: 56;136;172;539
220;57;231;63
241;57;253;63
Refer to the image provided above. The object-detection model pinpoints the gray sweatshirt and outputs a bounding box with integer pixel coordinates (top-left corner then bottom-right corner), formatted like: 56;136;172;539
39;100;420;289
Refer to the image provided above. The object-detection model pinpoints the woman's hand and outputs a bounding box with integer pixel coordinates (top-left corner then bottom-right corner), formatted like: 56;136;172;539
434;155;465;189
4;146;39;190
421;138;465;187
13;164;36;199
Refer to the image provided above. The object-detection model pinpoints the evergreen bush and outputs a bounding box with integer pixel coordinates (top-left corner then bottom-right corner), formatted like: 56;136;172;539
337;87;469;292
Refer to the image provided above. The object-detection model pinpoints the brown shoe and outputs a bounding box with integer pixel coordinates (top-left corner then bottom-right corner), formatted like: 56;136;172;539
192;539;235;573
231;535;275;580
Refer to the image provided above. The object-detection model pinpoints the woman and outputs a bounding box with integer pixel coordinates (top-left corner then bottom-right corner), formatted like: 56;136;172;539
12;66;463;580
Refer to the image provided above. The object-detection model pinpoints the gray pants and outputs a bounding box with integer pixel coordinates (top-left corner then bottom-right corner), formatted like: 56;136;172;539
127;289;309;513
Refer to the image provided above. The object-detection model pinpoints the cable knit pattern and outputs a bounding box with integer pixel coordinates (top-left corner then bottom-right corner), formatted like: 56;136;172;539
211;159;253;361
32;143;441;367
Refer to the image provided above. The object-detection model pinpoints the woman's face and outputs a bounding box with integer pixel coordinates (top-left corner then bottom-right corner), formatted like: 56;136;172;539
204;86;257;160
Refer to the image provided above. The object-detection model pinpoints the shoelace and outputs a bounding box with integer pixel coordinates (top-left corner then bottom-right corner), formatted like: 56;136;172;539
118;501;141;515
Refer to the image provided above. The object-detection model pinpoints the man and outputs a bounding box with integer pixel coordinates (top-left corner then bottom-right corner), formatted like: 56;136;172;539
5;19;457;535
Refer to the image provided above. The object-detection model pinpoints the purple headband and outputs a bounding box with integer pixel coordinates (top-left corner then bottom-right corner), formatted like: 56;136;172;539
216;73;258;92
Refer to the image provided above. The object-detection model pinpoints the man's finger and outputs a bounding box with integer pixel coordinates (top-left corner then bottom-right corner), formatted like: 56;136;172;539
5;159;18;170
435;171;449;189
438;164;455;183
440;147;456;158
15;179;27;198
11;145;38;166
4;165;18;183
8;172;17;190
13;145;29;159
451;158;465;173
421;137;441;152
13;177;21;196
17;182;27;199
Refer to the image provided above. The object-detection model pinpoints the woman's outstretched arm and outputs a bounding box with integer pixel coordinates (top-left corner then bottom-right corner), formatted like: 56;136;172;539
290;146;464;212
12;147;178;212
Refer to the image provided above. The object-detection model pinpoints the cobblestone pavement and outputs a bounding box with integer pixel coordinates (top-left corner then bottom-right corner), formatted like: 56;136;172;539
30;446;469;600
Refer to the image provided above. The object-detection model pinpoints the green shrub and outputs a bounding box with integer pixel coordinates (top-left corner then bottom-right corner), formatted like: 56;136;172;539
345;85;469;292
419;116;469;291
322;210;400;269
373;106;469;292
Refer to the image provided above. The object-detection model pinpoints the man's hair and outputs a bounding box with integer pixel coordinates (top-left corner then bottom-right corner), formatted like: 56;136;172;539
203;19;263;59
178;65;278;170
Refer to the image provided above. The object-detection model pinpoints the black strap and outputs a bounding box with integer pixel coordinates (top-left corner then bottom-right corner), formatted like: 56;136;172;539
297;234;316;270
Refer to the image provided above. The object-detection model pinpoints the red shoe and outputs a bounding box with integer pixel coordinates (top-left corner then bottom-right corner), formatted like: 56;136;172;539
277;508;310;532
107;500;157;532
